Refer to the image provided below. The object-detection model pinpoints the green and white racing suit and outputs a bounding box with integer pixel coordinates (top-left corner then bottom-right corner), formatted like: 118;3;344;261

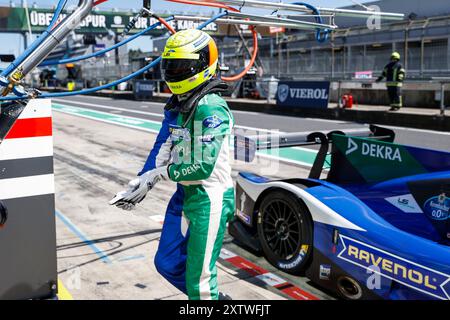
148;92;235;300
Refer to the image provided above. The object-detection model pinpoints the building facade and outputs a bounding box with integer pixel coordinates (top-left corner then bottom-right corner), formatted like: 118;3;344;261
222;0;450;80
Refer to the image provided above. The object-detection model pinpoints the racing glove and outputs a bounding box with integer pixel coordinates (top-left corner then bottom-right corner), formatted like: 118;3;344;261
110;166;169;210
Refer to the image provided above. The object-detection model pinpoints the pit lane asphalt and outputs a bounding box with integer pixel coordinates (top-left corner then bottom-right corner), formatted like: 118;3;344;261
54;96;450;152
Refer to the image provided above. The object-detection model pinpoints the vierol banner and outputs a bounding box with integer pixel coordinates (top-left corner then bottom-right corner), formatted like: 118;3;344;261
276;81;330;109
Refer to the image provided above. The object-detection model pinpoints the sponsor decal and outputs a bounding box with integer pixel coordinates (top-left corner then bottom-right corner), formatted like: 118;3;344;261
338;235;450;300
169;84;182;90
423;193;449;221
276;81;330;109
277;84;289;103
30;11;107;28
171;145;184;164
198;135;215;143
278;245;309;270
346;138;358;155
237;210;251;225
169;125;191;141
237;192;251;225
332;135;428;183
193;35;208;48
4;8;217;35
289;88;328;100
188;75;198;83
175;20;217;32
136;83;153;92
163;50;176;58
320;265;331;280
180;164;201;177
346;138;402;162
173;170;181;180
240;192;246;212
203;69;210;78
354;71;373;80
202;115;223;129
385;194;423;214
277;85;328;102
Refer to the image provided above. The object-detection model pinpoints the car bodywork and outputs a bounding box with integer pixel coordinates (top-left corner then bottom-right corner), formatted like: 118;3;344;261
230;126;450;300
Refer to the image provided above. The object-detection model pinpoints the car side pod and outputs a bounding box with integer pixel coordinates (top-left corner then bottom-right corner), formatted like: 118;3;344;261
0;99;57;300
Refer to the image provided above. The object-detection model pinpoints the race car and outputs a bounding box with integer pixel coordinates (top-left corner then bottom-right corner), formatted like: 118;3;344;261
230;125;450;300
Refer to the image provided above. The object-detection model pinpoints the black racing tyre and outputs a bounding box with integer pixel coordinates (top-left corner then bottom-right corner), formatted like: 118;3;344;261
0;200;7;227
257;190;313;275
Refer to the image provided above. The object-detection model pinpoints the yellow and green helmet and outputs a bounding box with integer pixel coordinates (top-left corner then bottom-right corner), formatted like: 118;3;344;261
161;29;219;95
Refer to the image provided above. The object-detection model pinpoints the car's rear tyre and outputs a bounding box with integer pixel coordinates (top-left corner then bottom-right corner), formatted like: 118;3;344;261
257;190;313;275
0;201;7;227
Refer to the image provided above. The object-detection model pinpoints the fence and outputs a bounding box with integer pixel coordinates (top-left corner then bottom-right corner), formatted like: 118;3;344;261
221;15;450;80
54;52;137;88
221;38;450;80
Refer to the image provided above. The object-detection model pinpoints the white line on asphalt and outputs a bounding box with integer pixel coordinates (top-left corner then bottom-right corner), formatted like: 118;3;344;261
383;125;450;136
232;110;260;116
234;125;274;133
53;99;165;118
140;101;165;106
302;117;350;124
53;104;160;134
54;99;275;133
81;96;112;100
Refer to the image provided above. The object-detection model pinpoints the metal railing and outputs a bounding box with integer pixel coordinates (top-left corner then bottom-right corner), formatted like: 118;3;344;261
333;79;449;116
35;74;449;116
140;78;449;116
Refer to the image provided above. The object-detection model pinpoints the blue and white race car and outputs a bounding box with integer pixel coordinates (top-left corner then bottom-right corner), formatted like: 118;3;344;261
230;125;450;300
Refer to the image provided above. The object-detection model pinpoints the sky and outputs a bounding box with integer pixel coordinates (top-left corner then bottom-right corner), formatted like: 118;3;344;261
3;0;367;10
0;0;371;55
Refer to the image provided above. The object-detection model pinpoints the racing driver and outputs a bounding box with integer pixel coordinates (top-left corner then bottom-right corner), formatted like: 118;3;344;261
110;29;235;300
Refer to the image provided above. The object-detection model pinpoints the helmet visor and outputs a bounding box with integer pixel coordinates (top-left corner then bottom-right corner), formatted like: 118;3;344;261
161;58;204;83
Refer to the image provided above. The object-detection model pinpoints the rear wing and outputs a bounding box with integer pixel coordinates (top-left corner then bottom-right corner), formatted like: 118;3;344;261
234;125;395;179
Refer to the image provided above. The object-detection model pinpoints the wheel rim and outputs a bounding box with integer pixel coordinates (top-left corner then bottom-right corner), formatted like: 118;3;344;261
262;199;302;260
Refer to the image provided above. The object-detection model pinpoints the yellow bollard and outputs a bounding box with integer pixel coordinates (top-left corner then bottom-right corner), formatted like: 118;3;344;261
67;81;76;91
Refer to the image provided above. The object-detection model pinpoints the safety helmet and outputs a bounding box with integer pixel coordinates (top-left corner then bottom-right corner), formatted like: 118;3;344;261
161;29;218;95
391;52;401;61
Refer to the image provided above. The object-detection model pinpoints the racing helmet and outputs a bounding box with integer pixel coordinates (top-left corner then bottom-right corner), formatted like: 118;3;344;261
161;29;218;95
391;52;401;61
